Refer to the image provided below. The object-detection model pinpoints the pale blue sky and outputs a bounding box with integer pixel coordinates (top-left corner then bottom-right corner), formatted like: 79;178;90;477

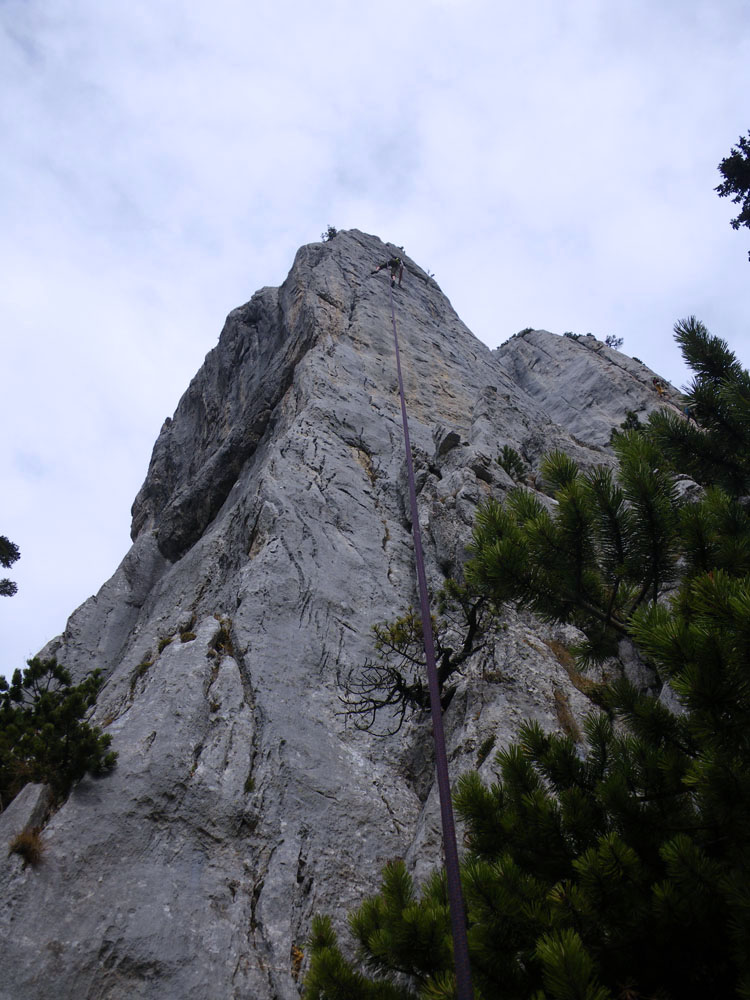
1;0;749;677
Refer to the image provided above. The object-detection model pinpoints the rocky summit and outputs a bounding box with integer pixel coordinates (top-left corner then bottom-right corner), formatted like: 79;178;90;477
0;231;682;1000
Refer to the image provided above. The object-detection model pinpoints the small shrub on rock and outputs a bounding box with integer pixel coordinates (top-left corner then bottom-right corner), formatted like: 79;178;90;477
9;827;44;867
496;445;527;482
0;658;117;808
129;659;153;694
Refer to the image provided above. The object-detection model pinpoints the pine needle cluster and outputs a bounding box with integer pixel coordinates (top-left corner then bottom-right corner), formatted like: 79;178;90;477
468;432;690;666
647;317;750;494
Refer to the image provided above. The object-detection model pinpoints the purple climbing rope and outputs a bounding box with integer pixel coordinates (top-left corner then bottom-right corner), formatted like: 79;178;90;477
387;279;475;1000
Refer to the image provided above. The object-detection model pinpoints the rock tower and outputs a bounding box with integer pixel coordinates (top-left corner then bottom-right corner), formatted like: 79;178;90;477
1;231;679;999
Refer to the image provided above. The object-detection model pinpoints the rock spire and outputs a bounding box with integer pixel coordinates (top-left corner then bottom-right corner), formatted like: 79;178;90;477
1;230;678;999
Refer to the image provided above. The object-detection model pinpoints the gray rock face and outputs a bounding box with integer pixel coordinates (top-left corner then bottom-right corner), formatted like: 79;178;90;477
1;231;674;999
496;329;684;446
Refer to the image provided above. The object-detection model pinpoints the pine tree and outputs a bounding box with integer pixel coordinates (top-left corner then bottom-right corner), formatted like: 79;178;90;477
497;446;528;483
465;428;747;664
716;131;750;234
307;574;750;999
0;534;20;597
646;317;750;494
0;658;117;810
304;324;750;1000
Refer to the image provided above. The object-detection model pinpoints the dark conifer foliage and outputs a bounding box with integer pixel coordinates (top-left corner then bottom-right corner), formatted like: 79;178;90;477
647;317;750;494
716;131;750;234
467;433;692;665
0;658;117;810
0;534;20;597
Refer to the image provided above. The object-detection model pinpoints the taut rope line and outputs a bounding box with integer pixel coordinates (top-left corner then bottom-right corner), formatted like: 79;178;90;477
387;278;475;1000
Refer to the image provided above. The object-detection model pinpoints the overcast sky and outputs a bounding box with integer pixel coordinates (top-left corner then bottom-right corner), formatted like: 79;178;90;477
2;0;749;679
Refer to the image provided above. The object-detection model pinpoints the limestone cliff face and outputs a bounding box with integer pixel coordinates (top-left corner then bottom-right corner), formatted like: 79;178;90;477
0;231;677;1000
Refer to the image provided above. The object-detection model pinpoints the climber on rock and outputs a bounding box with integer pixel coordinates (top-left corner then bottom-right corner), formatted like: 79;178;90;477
371;256;404;287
